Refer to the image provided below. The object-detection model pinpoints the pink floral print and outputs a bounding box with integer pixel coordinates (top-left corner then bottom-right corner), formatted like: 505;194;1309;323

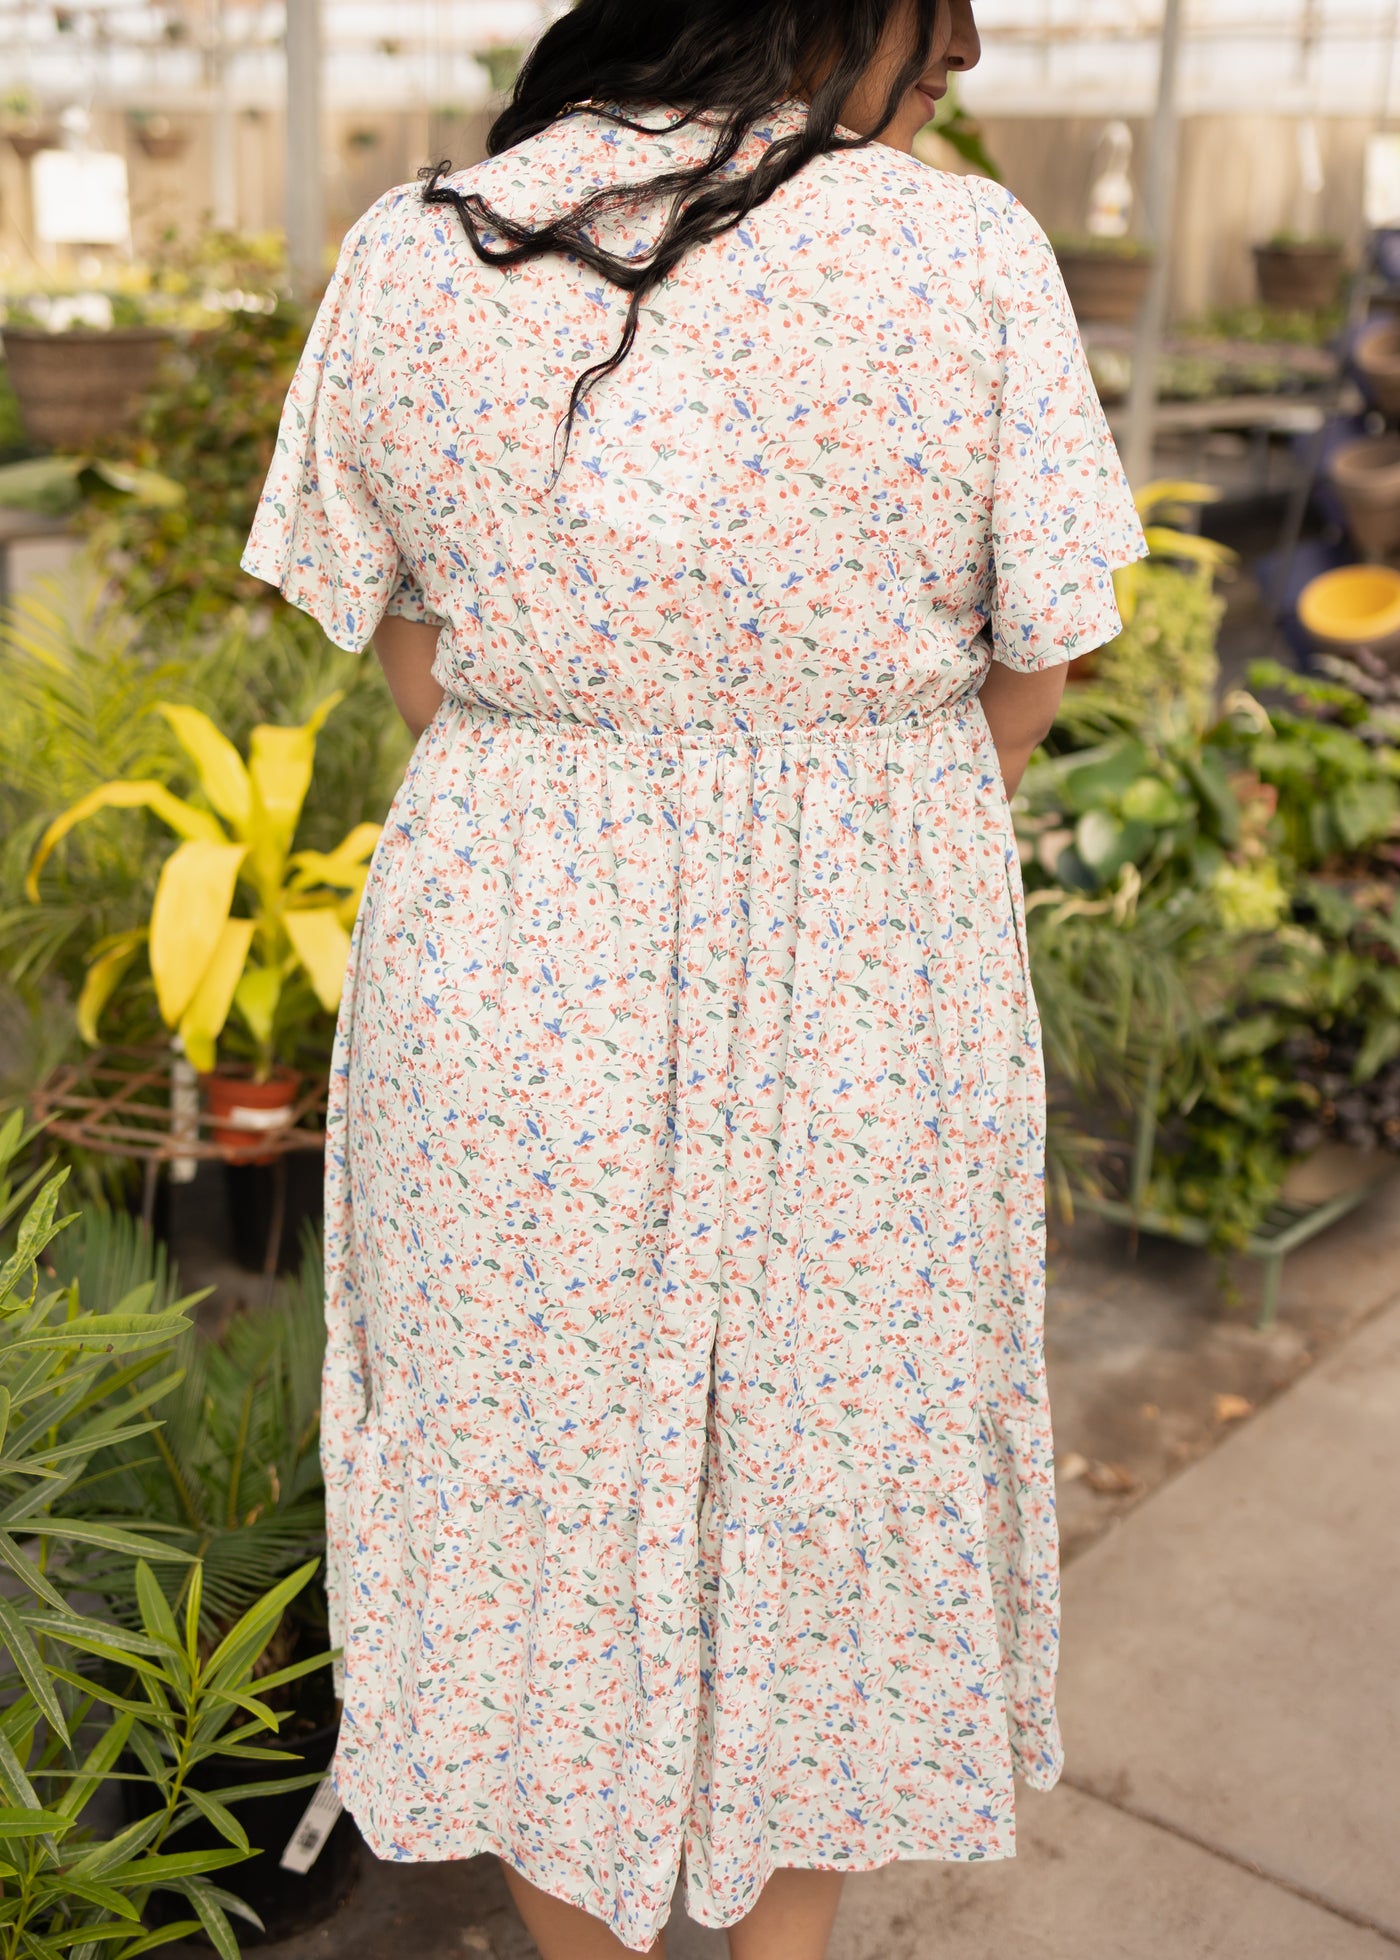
244;100;1146;1953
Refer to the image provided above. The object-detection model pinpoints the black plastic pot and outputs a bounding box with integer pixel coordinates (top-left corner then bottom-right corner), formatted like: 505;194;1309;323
122;1717;359;1944
223;1149;325;1274
120;1685;356;1944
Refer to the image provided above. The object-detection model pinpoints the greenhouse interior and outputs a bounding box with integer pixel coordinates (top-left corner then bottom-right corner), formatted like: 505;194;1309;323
0;1;1397;1956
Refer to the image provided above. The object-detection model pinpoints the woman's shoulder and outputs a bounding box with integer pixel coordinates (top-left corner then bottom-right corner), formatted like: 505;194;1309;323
831;144;1044;259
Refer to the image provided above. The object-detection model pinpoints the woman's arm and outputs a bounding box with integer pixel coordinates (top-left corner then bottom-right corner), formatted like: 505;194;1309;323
977;660;1067;797
373;615;445;739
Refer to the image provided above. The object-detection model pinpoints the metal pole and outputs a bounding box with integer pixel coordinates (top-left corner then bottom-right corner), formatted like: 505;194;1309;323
284;0;324;295
1122;0;1188;487
209;0;237;231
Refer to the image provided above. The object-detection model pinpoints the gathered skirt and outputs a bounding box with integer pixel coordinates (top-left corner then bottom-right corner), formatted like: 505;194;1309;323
319;688;1062;1952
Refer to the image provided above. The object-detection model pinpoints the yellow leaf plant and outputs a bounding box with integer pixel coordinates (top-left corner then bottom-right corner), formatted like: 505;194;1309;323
1112;479;1236;627
26;693;380;1079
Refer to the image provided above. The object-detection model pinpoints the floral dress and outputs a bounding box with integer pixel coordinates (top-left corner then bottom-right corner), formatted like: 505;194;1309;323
244;100;1145;1954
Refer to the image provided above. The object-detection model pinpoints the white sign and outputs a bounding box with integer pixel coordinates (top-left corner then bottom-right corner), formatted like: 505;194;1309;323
279;1776;343;1874
31;150;130;248
1365;134;1400;230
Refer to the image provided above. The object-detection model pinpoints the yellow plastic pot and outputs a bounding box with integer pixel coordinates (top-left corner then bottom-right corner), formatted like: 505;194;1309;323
1297;563;1400;658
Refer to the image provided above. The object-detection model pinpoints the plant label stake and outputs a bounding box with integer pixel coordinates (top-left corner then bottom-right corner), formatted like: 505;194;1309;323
170;1037;199;1183
279;1775;343;1874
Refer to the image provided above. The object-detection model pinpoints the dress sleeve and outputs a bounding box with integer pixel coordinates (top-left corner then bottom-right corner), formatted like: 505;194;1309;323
383;563;446;627
978;182;1147;673
242;193;440;651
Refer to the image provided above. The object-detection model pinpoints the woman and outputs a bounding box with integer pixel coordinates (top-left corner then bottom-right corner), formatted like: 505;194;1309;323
244;4;1145;1955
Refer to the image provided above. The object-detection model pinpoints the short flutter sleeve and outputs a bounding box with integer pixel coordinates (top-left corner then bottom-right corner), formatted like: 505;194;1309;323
978;182;1147;672
242;194;443;651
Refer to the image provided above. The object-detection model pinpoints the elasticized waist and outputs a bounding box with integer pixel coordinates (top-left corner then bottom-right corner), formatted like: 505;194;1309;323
434;689;983;750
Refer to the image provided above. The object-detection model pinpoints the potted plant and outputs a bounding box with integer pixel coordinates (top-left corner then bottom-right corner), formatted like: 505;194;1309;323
1051;234;1155;326
25;690;379;1157
128;109;189;161
1253;231;1346;311
2;87;58;160
0;240;279;453
0;285;173;451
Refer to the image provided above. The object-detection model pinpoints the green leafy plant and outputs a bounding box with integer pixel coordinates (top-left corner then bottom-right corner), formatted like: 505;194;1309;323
478;44;524;93
0;229;284;340
1049;233;1154;260
1228;662;1400;870
2;1557;328;1960
1060;481;1233;743
0;360;29;464
90;272;312;628
1188;299;1344;350
0;578;191;1024
1024;646;1400;1252
0;1119;198;1623
61;1224;328;1651
0;1116;334;1957
0;457;182;521
1263;229;1343;251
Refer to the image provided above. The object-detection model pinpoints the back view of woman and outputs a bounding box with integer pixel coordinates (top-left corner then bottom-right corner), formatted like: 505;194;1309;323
245;4;1145;1954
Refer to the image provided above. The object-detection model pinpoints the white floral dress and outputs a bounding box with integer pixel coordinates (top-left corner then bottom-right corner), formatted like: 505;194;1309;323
244;100;1145;1953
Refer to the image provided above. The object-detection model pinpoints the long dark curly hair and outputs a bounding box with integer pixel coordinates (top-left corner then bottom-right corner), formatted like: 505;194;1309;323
421;1;940;458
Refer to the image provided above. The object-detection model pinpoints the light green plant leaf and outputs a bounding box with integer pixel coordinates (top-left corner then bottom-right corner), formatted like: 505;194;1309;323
178;917;255;1072
0;1595;68;1743
22;1520;195;1561
3;1309;191;1353
203;1557;318;1681
0;1167;76;1302
0;1804;73;1835
182;1786;250;1855
245;693;344;857
282;904;351;1011
231;961;282;1048
184;1880;244;1960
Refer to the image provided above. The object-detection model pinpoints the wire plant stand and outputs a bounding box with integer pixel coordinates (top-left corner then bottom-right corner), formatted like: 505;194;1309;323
32;1045;327;1277
1076;1049;1397;1329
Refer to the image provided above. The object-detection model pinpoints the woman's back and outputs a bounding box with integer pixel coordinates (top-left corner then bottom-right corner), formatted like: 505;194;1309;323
252;103;1136;729
245;70;1145;1960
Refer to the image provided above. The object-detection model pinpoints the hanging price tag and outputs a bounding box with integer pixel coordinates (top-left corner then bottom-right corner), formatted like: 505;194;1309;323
279;1776;344;1874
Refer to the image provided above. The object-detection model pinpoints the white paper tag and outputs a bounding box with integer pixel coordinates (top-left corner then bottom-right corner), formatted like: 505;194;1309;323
278;1776;343;1874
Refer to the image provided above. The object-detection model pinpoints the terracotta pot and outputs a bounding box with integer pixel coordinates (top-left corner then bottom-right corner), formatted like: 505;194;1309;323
1352;318;1400;417
1054;248;1154;326
135;128;188;160
0;326;171;450
201;1064;301;1165
6;128;58;161
1253;242;1344;311
1327;434;1400;561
